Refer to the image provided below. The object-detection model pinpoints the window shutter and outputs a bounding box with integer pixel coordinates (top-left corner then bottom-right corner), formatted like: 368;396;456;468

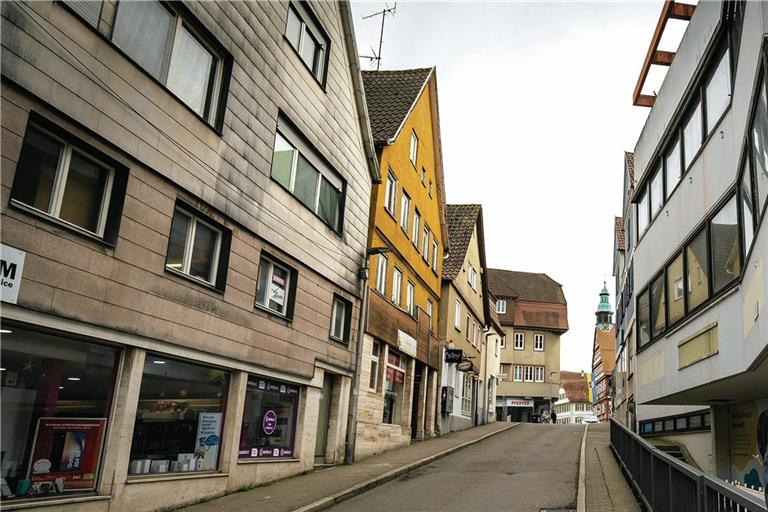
63;0;102;28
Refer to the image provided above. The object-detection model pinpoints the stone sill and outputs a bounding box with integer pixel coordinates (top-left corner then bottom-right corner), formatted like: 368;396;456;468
1;494;110;510
237;458;302;465
125;471;228;484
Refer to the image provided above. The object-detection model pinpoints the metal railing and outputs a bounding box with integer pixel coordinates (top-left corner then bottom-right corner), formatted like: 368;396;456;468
610;419;767;512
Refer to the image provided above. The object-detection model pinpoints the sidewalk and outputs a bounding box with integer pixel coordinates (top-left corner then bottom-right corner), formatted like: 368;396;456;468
181;422;516;512
583;422;641;512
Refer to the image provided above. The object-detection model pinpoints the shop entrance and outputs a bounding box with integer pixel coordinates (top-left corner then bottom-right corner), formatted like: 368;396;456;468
410;363;423;439
314;374;334;462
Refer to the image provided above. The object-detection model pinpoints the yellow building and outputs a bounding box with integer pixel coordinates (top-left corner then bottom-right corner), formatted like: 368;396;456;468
353;68;448;459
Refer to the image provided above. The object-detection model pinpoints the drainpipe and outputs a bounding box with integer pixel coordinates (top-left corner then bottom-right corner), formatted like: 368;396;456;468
345;256;370;464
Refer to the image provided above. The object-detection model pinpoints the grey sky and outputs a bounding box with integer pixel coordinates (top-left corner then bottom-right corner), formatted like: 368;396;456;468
351;1;669;372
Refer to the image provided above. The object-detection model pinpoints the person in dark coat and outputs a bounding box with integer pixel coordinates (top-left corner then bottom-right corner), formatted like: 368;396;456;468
550;410;557;424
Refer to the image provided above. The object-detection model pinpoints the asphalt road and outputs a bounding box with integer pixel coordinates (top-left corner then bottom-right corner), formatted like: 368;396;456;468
327;423;584;512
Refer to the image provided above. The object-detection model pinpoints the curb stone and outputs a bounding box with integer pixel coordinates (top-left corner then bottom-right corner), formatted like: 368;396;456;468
290;423;519;512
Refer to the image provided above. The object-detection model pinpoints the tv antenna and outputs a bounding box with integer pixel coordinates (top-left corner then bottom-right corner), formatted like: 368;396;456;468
360;3;397;71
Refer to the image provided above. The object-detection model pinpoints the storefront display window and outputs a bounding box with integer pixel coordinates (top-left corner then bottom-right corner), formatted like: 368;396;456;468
383;349;406;425
0;325;118;501
129;356;228;475
239;377;300;459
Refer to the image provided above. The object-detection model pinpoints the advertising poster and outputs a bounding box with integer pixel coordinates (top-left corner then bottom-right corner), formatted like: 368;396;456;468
729;399;768;490
27;418;107;492
238;378;300;459
195;412;222;470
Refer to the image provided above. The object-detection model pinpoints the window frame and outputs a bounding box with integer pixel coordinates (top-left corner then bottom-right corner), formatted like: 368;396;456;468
524;365;534;382
454;299;462;330
392;267;403;306
283;1;330;85
412;209;421;248
375;254;388;295
406;280;415;317
254;253;298;319
409;131;418;167
533;333;544;351
496;300;507;314
164;205;225;288
422;226;430;262
400;190;410;234
330;294;352;343
369;340;381;391
514;332;524;350
431;240;439;271
534;366;545;383
384;171;397;216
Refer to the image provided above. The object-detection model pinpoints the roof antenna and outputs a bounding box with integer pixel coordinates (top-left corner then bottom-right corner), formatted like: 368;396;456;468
360;3;397;71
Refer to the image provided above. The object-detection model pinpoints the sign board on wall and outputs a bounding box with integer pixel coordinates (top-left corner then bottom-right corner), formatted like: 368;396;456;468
506;398;534;408
397;330;417;358
445;349;463;364
1;244;25;304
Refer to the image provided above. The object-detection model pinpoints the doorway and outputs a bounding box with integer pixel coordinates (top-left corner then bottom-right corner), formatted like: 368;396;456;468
315;374;334;462
410;363;423;439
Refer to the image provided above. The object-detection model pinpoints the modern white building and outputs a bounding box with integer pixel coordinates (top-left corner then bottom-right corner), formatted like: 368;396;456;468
553;371;593;424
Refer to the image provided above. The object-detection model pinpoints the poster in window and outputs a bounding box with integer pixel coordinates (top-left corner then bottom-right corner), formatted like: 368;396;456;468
194;412;222;471
238;378;299;459
27;418;107;493
270;272;286;307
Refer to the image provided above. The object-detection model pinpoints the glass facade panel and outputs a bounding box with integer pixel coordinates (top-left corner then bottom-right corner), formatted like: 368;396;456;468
1;325;118;500
686;229;709;311
682;101;702;169
651;275;665;338
710;196;740;294
165;210;190;273
705;49;731;134
189;220;218;282
130;356;228;474
239;378;299;459
751;77;768;214
650;166;663;218
638;289;650;347
666;254;684;325
317;178;340;230
665;138;681;195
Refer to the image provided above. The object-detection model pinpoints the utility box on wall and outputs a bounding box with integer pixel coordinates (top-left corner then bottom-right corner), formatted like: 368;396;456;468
441;386;454;414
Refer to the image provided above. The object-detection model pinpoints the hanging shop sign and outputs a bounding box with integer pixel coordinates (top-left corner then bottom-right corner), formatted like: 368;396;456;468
27;418;107;495
1;244;25;304
445;349;463;364
457;360;473;372
397;330;417;358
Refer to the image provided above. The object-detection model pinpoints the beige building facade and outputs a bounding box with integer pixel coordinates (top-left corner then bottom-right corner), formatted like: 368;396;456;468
0;0;376;509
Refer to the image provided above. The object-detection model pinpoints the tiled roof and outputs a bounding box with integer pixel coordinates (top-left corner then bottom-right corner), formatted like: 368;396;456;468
625;152;635;187
487;296;502;332
361;68;433;145
615;216;625;252
443;204;482;281
560;371;590;403
487;269;566;305
594;327;616;375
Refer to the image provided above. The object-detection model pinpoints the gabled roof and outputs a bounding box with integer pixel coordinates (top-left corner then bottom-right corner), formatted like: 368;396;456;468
560;371;591;403
443;204;482;280
615;216;625;252
487;294;503;333
361;67;433;145
487;269;566;305
594;326;617;375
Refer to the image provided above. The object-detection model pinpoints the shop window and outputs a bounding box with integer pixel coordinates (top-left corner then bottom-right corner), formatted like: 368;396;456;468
330;295;352;343
0;325;119;501
112;1;227;124
239;377;299;459
686;228;709;311
284;1;329;82
666;253;684;325
255;254;296;318
710;196;741;294
165;204;229;289
270;126;344;232
383;350;406;425
11;120;127;243
369;341;381;391
130;355;228;475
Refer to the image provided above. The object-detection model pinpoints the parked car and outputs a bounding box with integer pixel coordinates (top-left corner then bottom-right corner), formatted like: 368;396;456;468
582;415;599;424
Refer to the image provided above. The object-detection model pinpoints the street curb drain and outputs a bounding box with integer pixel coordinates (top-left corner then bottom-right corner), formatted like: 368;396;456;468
290;424;519;512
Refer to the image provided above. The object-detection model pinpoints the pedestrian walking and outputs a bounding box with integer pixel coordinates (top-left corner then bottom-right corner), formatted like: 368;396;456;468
551;410;557;424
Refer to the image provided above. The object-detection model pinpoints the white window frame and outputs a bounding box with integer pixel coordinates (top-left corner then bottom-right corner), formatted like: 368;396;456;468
432;240;438;270
409;131;418;167
422;227;430;262
513;365;523;382
166;208;222;286
534;366;544;383
465;316;471;341
285;2;328;81
461;373;472;416
472;321;478;346
400;191;410;233
412;210;420;248
406;281;415;316
330;296;348;342
385;171;397;214
468;265;477;289
375;254;388;294
369;341;380;391
500;336;506;349
392;267;403;306
534;333;545;351
514;332;524;350
426;299;434;329
255;255;292;315
16;125;115;238
496;300;507;314
454;299;461;330
524;366;534;382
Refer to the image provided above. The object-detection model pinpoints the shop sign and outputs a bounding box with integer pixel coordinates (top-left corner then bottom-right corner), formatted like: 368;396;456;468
445;349;463;364
263;410;277;435
457;360;473;372
397;330;417;358
195;412;222;470
507;398;534;408
1;244;25;304
27;417;107;494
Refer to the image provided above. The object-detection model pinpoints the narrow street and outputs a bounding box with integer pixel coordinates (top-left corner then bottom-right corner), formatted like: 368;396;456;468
328;424;582;512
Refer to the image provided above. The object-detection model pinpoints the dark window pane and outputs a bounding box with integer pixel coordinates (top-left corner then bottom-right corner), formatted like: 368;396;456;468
166;210;190;272
189;221;218;282
317;178;340;229
59;151;109;233
638;290;650;347
705;49;731;133
271;134;295;190
687;229;709;311
665;138;681;195
285;6;302;49
650;166;663;217
112;1;173;80
675;417;687;430
664;419;674;431
751;79;768;214
689;414;702;428
741;161;755;253
667;254;684;325
167;24;214;116
683;101;702;169
651;275;665;337
14;127;62;213
293;154;318;210
710;196;740;293
638;189;649;234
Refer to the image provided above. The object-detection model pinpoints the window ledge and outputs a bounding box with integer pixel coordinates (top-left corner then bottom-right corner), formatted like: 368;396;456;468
126;471;228;484
9;199;114;248
253;303;292;323
164;267;224;294
0;494;110;510
237;458;301;465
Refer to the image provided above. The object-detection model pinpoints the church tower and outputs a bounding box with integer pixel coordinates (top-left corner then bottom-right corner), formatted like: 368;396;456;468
595;283;613;331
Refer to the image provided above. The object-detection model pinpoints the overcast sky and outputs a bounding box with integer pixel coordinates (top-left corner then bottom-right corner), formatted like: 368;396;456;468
351;1;677;373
